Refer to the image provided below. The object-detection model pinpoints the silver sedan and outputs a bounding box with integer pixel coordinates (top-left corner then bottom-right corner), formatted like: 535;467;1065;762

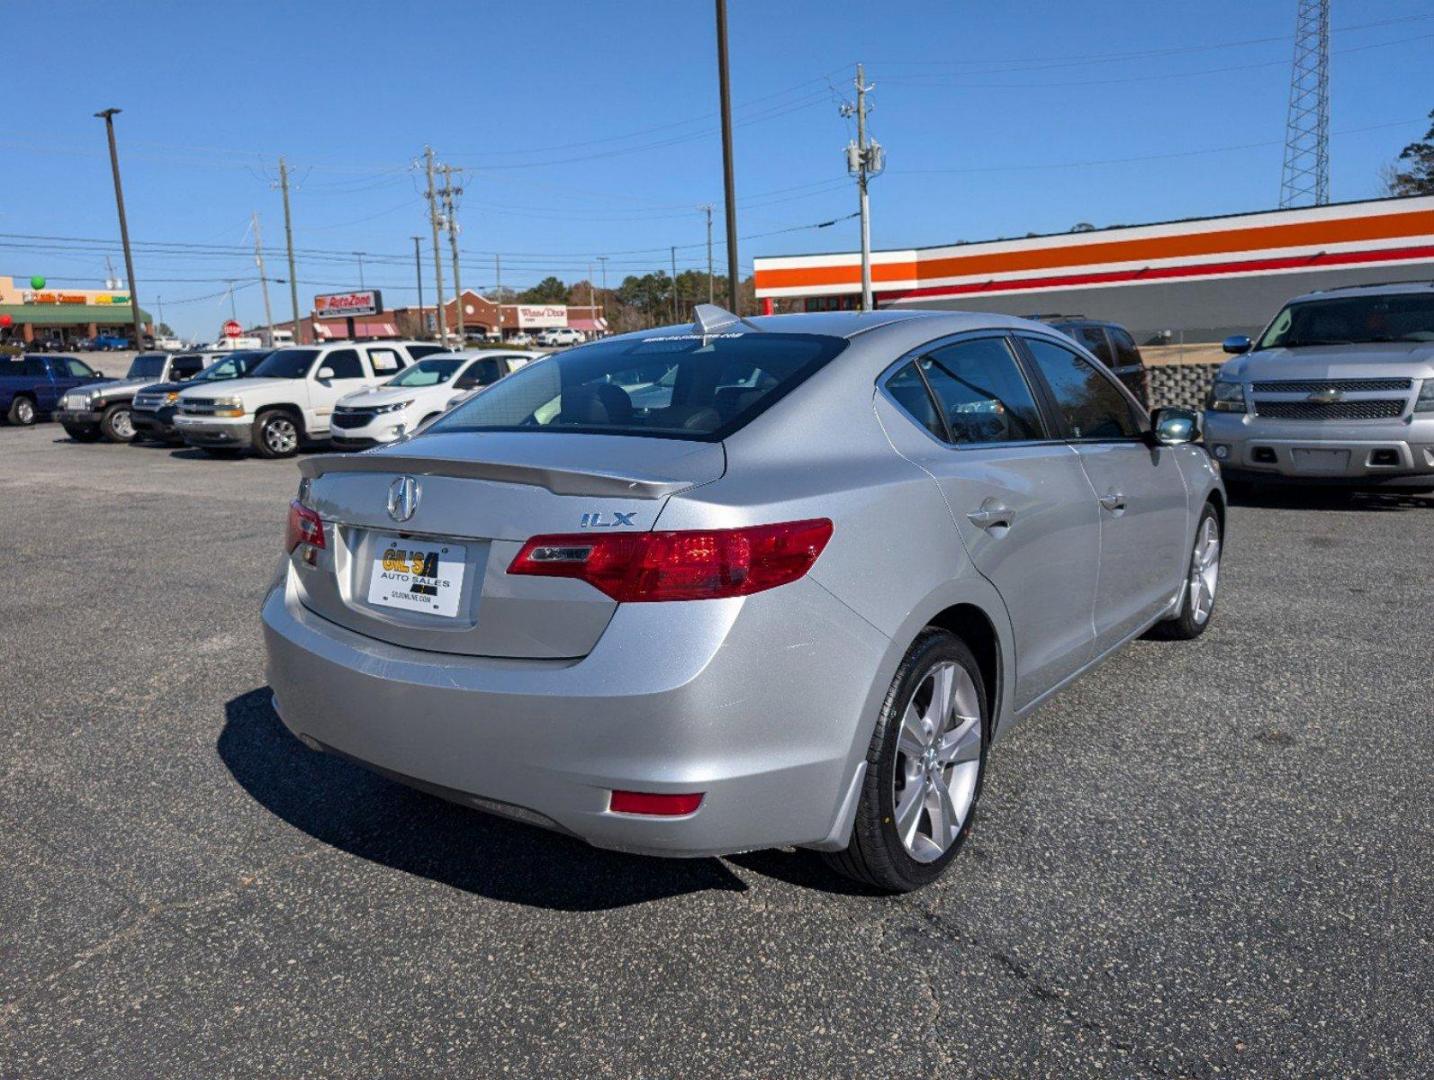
263;306;1224;892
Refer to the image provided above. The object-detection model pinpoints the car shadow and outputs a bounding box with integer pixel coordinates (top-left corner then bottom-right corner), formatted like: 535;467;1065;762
217;688;749;911
1226;483;1433;513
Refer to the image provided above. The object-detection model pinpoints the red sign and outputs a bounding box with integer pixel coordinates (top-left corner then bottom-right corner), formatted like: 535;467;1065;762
223;320;242;338
313;289;382;318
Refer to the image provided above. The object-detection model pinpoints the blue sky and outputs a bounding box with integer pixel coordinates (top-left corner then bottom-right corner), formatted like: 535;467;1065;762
5;0;1432;337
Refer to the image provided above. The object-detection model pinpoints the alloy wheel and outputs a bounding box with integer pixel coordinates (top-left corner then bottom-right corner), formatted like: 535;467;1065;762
265;418;298;454
110;409;134;440
1188;515;1221;625
891;660;983;863
15;399;35;424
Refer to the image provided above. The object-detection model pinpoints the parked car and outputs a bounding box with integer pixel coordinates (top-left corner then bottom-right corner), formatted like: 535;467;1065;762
131;350;262;443
174;341;418;458
537;327;584;347
1034;315;1150;406
0;354;106;425
330;350;541;450
90;334;131;351
508;331;534;346
262;305;1223;893
55;352;206;443
1205;281;1434;491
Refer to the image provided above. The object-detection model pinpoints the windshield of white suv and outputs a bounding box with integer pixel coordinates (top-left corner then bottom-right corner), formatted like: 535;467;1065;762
250;348;320;379
126;354;168;379
1256;292;1434;349
388;358;463;387
427;332;847;441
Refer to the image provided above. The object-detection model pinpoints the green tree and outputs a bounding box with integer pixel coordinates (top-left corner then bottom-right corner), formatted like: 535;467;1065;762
518;276;569;303
1388;109;1434;196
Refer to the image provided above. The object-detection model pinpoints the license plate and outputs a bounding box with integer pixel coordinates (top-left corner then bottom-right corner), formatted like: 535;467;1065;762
1290;448;1349;473
367;536;466;618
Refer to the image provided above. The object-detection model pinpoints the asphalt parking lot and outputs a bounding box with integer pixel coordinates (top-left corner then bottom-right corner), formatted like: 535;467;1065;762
1;425;1430;1078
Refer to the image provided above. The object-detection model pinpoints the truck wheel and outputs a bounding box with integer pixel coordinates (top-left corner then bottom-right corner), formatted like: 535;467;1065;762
99;403;135;443
63;423;102;443
253;409;301;459
6;395;37;425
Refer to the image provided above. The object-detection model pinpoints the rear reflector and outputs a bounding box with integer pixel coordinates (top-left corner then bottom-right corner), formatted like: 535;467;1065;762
609;790;704;816
286;499;326;552
508;518;833;602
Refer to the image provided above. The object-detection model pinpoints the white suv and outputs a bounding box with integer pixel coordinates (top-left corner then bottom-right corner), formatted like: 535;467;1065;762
537;327;583;347
330;350;541;450
173;341;439;458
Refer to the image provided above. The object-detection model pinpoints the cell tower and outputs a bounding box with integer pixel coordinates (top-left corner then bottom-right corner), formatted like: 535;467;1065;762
1279;0;1330;208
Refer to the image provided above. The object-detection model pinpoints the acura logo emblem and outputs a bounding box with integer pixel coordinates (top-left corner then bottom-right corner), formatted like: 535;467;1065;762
387;476;420;522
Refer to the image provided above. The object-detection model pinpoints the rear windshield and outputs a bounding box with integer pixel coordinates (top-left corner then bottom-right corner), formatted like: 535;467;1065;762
250;348;319;379
389;357;463;387
126;354;168;379
428;331;847;441
1257;293;1434;349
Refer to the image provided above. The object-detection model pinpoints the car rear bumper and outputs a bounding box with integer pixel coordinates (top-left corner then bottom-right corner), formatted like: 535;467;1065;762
174;414;254;446
1203;411;1434;483
262;570;888;857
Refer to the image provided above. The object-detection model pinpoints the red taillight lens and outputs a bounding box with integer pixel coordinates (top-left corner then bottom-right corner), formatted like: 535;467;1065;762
508;519;833;602
609;790;704;816
285;499;326;552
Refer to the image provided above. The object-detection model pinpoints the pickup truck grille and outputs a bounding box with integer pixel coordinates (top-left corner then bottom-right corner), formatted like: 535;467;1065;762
133;392;167;412
179;398;223;416
1253;399;1405;421
1250;377;1412;394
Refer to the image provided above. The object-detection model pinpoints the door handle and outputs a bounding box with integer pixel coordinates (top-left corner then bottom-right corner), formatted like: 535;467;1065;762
966;503;1014;529
1098;491;1127;513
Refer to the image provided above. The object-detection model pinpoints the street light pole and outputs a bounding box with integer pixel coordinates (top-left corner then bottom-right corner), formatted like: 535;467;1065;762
411;236;426;338
714;0;741;313
94;108;145;349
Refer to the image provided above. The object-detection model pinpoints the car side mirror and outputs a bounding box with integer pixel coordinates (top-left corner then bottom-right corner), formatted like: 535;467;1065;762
1222;335;1252;355
1149;406;1200;446
316;366;335;381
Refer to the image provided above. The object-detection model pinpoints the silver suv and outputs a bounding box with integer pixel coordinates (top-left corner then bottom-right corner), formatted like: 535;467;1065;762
1205;282;1434;490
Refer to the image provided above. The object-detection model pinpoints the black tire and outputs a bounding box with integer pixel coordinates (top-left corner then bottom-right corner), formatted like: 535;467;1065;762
99;403;135;443
201;447;244;459
252;409;302;459
63;423;102;443
6;395;36;426
1150;502;1221;641
823;629;989;893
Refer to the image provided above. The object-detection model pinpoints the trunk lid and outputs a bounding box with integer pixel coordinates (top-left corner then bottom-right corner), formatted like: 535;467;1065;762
292;432;725;658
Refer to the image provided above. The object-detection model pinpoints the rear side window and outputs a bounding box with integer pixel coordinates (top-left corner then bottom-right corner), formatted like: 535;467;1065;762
322;349;364;380
1071;325;1114;366
885;362;946;441
172;356;204;380
367;347;404;375
889;337;1044;445
59;358;97;377
455;358;504;389
430;332;846;441
1022;337;1140;440
1109;327;1142;368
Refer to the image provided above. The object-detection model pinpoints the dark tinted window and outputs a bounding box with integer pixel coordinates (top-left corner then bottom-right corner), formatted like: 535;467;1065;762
1109;326;1142;367
321;349;364;380
455;358;504;389
252;348;318;379
7;357;42;377
885;362;946;440
172;356;205;379
404;344;447;361
126;354;167;379
1070;325;1114;366
1023;337;1140;440
918;337;1044;444
1256;292;1434;349
430;332;846;441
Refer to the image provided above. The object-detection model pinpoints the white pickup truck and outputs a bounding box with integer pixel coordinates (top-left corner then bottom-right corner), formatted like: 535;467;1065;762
173;340;445;457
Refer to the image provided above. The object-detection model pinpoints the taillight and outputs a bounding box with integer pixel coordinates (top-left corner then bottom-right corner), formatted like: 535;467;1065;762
286;499;326;552
609;790;704;816
508;518;833;602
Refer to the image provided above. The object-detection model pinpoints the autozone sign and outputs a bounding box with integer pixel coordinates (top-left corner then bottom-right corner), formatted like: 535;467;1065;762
515;304;567;328
314;289;382;318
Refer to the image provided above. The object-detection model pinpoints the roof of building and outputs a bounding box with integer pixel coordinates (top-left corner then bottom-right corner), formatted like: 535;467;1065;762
0;303;152;326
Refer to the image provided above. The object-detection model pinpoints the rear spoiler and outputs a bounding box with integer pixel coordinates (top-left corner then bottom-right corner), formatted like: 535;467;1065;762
298;452;695;500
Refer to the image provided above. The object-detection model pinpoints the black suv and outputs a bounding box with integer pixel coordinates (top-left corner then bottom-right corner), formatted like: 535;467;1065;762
1032;316;1150;407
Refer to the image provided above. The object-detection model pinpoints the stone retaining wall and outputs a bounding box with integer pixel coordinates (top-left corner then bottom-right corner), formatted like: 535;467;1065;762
1148;362;1223;412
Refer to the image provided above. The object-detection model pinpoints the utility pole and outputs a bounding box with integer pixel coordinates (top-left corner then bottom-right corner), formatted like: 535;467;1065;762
842;63;884;311
699;204;715;303
597;255;608;313
588;262;596;316
670;246;679;323
423;147;448;344
226;281;238;321
253;212;274;346
278;156;303;343
495;254;503;339
714;0;741;313
354;252;366;288
156;295;164;333
440;164;465;344
94;108;145;349
411;236;427;338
